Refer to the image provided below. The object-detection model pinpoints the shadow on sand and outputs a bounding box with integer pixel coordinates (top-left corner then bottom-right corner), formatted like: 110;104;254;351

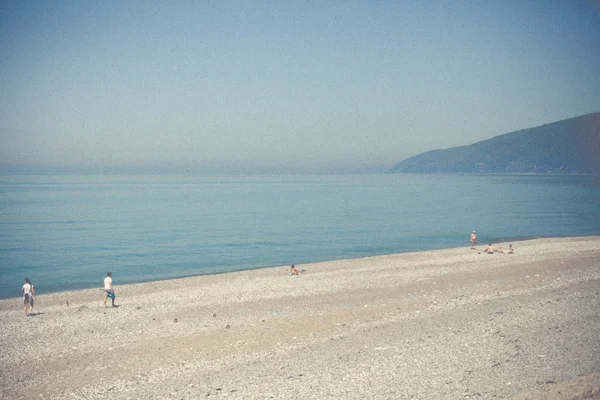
28;312;44;317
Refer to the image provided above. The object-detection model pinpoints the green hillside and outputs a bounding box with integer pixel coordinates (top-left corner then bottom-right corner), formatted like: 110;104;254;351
390;113;599;174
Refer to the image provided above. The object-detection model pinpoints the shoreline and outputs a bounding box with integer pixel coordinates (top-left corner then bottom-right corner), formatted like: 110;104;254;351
2;234;595;301
2;236;599;399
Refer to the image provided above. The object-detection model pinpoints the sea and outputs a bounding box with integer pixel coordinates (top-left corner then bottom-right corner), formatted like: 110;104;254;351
1;173;599;299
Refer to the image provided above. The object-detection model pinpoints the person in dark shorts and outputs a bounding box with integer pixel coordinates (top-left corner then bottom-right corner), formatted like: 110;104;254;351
103;272;116;308
470;231;478;249
22;278;35;317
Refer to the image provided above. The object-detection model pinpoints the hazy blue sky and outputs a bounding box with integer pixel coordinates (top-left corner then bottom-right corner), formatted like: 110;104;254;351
1;0;599;173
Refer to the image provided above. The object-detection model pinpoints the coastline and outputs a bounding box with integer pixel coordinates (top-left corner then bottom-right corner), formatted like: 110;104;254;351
1;233;595;301
1;236;599;399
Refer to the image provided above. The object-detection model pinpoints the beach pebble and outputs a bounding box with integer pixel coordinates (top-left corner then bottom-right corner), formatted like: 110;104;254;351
1;237;599;400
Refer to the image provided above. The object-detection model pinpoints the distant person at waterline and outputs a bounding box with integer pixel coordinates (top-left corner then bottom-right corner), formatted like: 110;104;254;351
22;278;35;317
470;231;478;249
103;272;116;308
290;265;299;275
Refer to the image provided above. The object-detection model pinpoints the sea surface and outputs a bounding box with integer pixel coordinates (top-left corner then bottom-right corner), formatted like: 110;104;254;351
1;173;599;299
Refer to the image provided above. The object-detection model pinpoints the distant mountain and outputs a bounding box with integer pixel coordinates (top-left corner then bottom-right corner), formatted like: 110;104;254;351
390;113;600;174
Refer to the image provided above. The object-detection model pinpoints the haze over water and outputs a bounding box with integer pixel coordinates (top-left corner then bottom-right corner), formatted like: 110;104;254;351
2;2;599;175
1;173;599;299
2;3;599;299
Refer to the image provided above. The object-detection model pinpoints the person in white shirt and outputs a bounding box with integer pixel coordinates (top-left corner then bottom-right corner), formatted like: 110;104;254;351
22;278;35;317
103;272;116;308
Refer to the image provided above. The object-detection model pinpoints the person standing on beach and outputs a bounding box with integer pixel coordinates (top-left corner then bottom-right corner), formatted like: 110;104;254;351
470;231;478;249
22;278;35;317
103;272;116;308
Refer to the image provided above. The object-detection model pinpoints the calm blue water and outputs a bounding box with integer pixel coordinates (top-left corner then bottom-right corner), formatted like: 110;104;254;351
1;173;599;299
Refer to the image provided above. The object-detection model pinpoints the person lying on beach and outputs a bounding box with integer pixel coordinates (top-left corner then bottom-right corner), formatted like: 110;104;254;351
22;278;35;317
290;265;299;275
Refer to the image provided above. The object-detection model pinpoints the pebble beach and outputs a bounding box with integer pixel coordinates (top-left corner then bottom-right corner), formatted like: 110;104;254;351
1;236;599;399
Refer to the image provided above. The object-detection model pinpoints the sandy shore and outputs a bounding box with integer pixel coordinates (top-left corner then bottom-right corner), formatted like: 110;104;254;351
1;237;599;399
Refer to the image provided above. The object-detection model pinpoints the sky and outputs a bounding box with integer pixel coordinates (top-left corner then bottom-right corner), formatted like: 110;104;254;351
1;0;599;174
